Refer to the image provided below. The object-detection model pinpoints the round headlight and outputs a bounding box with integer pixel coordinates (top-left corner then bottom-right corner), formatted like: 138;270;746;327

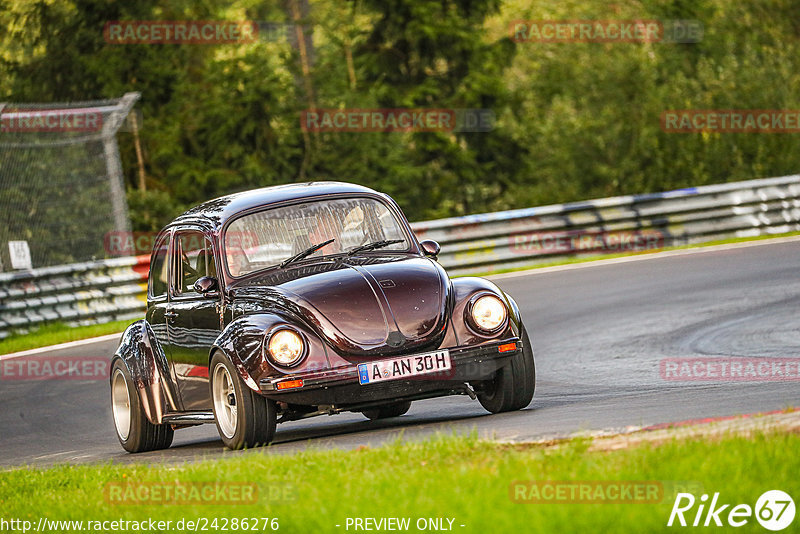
267;329;305;366
470;295;507;332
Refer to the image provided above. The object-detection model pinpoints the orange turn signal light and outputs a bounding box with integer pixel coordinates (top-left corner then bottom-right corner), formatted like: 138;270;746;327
498;342;517;353
276;379;304;390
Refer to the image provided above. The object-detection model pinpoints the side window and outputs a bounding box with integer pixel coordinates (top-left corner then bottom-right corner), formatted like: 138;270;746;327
149;234;170;298
175;231;217;295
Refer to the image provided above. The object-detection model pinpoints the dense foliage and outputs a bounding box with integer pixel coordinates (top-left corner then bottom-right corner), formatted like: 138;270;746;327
2;0;799;231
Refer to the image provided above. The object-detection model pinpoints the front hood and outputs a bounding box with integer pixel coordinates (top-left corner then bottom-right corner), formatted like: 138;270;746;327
230;256;450;358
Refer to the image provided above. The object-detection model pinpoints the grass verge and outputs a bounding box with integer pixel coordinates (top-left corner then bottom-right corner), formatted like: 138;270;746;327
1;430;797;533
0;320;130;355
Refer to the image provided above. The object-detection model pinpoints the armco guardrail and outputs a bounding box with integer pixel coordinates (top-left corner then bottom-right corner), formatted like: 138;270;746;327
414;174;800;276
1;174;800;338
0;256;149;339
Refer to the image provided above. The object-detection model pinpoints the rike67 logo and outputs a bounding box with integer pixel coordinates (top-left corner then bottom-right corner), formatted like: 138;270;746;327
668;490;795;531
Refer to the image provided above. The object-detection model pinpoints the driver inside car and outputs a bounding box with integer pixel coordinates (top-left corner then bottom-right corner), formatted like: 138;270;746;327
308;206;343;254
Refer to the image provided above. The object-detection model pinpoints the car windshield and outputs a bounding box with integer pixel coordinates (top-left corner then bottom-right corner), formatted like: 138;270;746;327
224;197;410;277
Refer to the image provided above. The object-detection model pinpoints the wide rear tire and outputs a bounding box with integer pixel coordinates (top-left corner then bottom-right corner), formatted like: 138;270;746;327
110;359;174;453
477;324;535;413
210;352;277;450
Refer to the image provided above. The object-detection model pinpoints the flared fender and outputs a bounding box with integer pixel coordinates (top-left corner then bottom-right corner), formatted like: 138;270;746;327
449;277;524;344
212;313;331;393
112;320;180;425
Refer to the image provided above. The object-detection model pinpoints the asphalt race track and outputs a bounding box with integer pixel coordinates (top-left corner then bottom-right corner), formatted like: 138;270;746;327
1;239;798;468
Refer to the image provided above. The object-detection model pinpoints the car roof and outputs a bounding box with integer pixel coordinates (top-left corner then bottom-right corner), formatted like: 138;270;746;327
170;181;385;231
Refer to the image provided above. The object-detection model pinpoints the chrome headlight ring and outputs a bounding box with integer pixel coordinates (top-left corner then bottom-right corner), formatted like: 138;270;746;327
466;293;508;334
263;326;307;368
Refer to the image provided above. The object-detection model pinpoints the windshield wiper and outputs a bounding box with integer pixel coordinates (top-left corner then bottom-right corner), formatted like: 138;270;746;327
279;238;335;268
347;239;404;256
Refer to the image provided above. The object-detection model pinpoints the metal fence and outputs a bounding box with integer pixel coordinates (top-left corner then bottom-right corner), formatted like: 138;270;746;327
2;174;800;339
0;93;138;270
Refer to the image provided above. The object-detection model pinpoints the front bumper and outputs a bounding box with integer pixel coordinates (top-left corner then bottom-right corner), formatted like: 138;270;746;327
258;338;521;407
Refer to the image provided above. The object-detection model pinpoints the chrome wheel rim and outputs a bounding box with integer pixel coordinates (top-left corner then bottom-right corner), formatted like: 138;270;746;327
111;369;131;441
212;362;237;439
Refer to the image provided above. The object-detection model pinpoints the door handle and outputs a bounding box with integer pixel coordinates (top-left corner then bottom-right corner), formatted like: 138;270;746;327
164;310;177;321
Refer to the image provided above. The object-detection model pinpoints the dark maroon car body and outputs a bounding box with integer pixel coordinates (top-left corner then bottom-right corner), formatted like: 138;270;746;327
111;182;535;452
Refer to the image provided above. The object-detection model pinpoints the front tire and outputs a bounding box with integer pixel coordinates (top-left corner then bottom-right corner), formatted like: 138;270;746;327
477;324;535;413
361;401;412;420
110;359;174;453
210;352;277;450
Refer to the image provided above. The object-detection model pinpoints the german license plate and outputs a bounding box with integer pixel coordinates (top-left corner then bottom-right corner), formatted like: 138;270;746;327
358;349;451;385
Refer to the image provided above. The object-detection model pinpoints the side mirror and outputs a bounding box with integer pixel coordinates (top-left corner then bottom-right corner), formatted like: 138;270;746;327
420;240;441;258
193;276;220;298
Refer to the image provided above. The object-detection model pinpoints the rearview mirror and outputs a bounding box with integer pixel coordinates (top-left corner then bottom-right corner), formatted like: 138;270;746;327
193;276;220;298
420;240;441;258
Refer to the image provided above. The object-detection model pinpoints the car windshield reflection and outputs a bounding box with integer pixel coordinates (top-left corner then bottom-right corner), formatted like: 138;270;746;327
224;197;409;277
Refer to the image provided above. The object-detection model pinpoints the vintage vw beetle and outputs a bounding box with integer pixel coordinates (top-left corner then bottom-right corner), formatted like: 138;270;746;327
110;182;535;452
